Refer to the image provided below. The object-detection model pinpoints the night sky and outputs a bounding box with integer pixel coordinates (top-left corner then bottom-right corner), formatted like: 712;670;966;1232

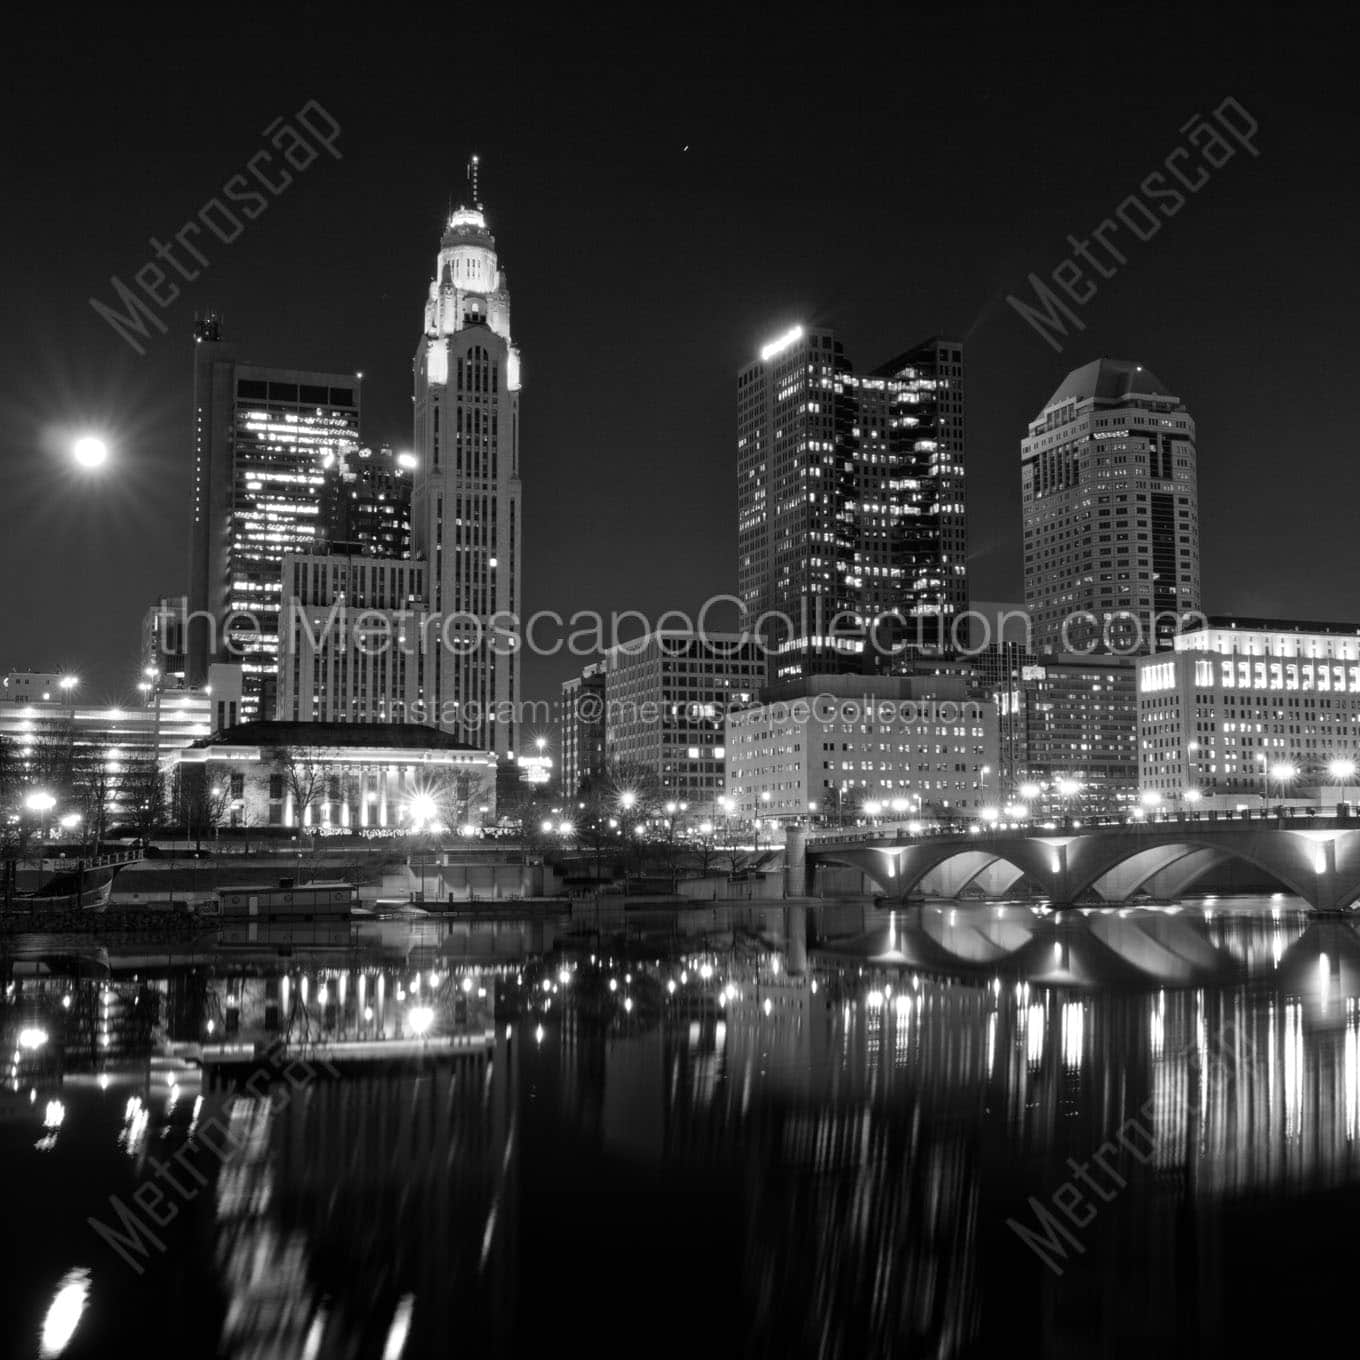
2;6;1354;716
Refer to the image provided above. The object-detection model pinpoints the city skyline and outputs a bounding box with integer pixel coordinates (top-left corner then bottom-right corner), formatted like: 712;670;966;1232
5;14;1360;1356
5;15;1356;718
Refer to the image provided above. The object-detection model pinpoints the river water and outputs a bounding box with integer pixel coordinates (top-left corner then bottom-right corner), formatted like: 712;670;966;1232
4;895;1358;1357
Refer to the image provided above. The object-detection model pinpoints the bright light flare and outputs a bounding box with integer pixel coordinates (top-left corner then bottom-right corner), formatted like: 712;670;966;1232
72;436;108;469
40;1269;91;1357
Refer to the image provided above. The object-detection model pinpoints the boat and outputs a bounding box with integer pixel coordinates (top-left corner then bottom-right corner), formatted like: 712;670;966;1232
8;852;138;912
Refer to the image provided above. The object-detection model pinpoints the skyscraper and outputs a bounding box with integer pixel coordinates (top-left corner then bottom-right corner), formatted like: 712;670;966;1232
188;315;362;717
319;443;413;559
411;161;522;756
737;325;966;682
1021;358;1200;654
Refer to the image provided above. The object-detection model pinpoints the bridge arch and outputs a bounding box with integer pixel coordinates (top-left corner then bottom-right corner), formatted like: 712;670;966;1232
809;840;1060;901
1062;832;1325;908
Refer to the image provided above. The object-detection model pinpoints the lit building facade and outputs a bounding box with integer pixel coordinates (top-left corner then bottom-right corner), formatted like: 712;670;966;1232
1138;617;1360;806
188;314;361;717
994;653;1138;817
737;325;967;681
724;674;997;821
602;632;764;810
559;662;607;798
142;594;189;684
1022;358;1200;654
0;666;244;827
277;550;430;724
166;720;498;830
319;443;413;558
411;167;523;757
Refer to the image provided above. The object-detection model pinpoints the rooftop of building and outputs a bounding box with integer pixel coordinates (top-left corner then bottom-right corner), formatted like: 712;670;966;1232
871;335;964;377
1042;358;1178;410
190;720;484;752
1183;615;1360;638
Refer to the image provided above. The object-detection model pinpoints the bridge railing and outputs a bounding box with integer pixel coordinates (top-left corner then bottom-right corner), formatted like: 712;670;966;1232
803;805;1360;846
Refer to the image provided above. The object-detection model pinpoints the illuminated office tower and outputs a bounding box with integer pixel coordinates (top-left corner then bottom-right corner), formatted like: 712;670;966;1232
737;325;967;682
188;315;361;717
319;443;413;558
1021;358;1200;654
411;160;523;756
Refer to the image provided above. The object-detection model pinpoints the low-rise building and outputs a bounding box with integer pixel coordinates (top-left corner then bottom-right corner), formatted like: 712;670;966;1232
725;674;998;821
1138;616;1360;808
165;719;498;832
0;665;244;832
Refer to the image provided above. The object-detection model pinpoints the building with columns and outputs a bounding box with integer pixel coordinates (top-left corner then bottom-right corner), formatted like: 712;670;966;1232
166;720;498;832
411;159;523;757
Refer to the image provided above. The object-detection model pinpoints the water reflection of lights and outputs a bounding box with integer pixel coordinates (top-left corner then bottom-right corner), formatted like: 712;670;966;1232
1025;1003;1046;1065
39;1268;91;1358
382;1294;415;1359
1061;1001;1084;1069
120;1096;149;1156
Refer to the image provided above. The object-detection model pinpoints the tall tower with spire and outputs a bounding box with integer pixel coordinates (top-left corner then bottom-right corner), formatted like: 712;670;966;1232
412;160;523;755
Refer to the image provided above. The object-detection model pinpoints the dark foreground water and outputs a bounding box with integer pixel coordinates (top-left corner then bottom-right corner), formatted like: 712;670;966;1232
5;895;1360;1358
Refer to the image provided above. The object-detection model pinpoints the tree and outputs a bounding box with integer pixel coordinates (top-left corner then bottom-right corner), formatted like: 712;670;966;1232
278;749;326;834
0;735;23;853
114;752;166;841
176;765;233;850
74;752;117;849
436;768;491;832
575;761;664;885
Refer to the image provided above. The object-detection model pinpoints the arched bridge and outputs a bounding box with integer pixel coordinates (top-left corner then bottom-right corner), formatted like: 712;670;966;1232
790;818;1360;913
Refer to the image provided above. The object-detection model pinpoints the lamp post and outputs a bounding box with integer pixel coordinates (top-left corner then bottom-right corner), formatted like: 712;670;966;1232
1328;758;1356;813
25;791;56;856
1055;777;1081;827
1269;761;1297;815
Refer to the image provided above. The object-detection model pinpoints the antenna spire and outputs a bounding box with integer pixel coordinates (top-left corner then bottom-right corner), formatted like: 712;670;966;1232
468;153;481;208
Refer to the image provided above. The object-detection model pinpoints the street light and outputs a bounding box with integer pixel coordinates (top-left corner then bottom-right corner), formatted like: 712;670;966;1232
1269;762;1298;808
1328;757;1356;808
25;790;56;844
